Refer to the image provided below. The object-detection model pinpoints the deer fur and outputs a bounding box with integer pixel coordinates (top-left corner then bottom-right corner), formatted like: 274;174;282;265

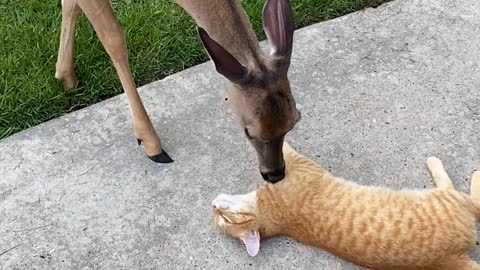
55;0;300;182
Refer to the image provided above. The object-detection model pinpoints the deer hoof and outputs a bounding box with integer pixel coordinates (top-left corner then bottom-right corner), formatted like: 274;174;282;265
136;139;174;163
148;150;174;163
55;72;77;90
137;139;173;163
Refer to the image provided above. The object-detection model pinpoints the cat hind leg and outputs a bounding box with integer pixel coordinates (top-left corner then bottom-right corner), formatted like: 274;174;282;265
469;171;480;218
470;171;480;200
426;157;454;190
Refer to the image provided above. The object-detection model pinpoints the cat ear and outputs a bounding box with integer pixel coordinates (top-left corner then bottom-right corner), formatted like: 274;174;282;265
282;141;293;153
282;141;299;156
240;231;260;257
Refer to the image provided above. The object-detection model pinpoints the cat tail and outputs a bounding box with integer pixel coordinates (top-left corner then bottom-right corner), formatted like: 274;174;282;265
469;171;480;219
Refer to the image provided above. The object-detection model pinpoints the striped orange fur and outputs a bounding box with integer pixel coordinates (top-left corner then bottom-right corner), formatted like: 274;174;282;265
212;143;480;270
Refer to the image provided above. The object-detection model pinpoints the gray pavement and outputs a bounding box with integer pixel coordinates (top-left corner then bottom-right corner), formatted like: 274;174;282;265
1;0;480;268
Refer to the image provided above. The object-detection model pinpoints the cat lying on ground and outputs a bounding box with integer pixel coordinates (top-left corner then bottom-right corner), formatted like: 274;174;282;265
212;143;480;270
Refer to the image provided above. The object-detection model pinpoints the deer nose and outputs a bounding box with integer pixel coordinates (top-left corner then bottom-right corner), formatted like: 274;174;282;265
261;167;285;183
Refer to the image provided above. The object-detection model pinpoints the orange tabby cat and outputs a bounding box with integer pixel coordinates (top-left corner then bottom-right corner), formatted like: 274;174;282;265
212;143;480;270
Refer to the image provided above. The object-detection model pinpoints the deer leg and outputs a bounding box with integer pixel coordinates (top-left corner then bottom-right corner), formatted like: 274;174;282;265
76;0;173;163
55;0;81;90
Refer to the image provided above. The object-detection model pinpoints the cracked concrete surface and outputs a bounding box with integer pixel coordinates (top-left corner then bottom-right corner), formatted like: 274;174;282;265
1;0;479;268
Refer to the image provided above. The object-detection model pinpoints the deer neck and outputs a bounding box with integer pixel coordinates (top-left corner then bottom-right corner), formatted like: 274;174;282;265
176;0;265;69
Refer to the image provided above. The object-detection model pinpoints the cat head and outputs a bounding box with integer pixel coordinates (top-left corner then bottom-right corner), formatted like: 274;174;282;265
211;191;261;256
211;142;303;256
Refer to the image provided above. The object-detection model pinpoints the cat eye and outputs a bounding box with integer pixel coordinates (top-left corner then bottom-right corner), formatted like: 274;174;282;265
221;214;234;223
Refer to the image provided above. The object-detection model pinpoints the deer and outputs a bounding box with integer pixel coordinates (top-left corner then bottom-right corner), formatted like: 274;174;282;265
55;0;301;183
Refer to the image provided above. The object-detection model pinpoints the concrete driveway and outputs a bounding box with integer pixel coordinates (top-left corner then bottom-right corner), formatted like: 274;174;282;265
1;0;479;268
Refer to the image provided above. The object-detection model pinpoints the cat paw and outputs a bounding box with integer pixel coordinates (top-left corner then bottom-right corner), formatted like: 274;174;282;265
427;156;442;169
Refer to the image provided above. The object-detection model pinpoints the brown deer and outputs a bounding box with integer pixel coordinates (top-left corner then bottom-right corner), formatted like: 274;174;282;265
55;0;301;183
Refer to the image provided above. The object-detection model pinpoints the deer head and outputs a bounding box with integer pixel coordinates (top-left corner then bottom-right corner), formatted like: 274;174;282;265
197;0;300;183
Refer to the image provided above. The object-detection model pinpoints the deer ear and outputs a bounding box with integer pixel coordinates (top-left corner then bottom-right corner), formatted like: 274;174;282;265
262;0;294;61
198;27;247;83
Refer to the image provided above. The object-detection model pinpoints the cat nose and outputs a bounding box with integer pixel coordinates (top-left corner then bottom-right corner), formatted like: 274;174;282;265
211;194;228;210
212;198;219;210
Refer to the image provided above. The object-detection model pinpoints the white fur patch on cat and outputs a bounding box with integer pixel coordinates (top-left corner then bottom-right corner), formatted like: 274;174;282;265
212;191;256;212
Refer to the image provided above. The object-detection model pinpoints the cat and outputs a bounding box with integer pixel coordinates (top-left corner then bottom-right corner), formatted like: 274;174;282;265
212;143;480;270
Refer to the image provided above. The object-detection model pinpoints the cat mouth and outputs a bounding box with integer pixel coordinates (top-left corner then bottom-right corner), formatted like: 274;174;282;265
212;195;238;210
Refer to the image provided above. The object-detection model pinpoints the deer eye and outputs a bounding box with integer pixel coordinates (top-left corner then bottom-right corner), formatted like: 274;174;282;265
244;128;254;140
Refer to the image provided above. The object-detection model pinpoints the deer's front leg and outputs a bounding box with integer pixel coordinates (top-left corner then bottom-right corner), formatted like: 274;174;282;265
76;0;173;163
55;0;80;90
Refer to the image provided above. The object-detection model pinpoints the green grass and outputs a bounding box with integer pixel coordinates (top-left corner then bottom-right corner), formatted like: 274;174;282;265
0;0;388;139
